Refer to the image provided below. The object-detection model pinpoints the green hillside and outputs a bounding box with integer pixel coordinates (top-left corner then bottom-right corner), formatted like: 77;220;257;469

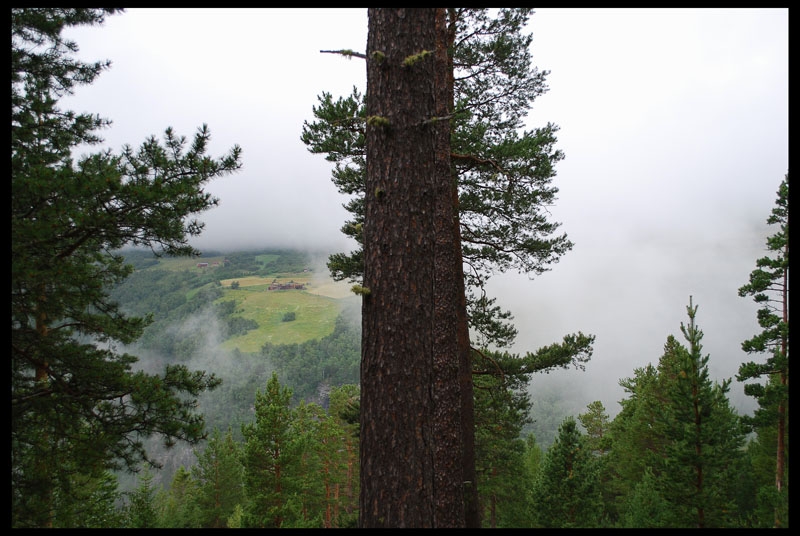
114;248;357;351
217;283;350;352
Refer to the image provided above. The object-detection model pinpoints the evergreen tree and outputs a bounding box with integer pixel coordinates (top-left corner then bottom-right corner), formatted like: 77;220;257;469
327;384;360;525
302;8;571;348
240;372;300;528
472;353;536;528
578;401;612;456
651;298;747;528
286;401;327;528
313;405;354;528
11;8;241;527
51;470;126;528
531;416;603;528
159;466;200;528
124;468;162;529
522;433;545;482
306;10;591;526
191;427;244;528
601;364;666;525
577;401;614;526
737;174;789;526
617;467;671;528
357;8;475;527
226;504;245;528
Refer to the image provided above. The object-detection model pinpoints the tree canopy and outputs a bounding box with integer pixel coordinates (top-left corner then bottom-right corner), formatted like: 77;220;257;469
11;7;242;527
302;8;572;348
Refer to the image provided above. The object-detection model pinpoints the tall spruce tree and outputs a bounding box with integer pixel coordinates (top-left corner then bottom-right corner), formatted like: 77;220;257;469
737;173;789;527
11;8;242;528
240;373;298;528
530;416;603;528
603;363;669;525
159;466;200;528
191;427;244;528
651;298;746;528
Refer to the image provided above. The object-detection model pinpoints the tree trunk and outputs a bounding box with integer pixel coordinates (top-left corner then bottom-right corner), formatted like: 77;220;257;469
360;8;474;528
443;9;479;527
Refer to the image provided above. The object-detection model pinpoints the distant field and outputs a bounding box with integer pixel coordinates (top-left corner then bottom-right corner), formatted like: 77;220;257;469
215;274;356;353
140;251;357;352
220;273;310;290
218;286;347;352
220;274;353;299
153;256;228;272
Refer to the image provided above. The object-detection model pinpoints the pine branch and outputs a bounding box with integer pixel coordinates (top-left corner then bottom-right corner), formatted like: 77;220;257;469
320;49;367;60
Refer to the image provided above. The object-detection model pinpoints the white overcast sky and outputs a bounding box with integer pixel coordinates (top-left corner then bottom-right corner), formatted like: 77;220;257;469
62;8;788;417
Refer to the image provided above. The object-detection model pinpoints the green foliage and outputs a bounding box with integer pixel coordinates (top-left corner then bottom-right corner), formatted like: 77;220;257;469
282;311;297;322
262;313;361;403
240;373;355;528
605;299;750;528
48;470;126;528
241;373;297;528
473;351;535;527
617;467;671;528
191;427;244;528
650;301;747;527
124;468;162;528
531;416;603;528
736;175;788;523
227;504;245;528
578;401;612;455
11;8;242;527
471;337;596;527
158;466;200;528
302;8;574;348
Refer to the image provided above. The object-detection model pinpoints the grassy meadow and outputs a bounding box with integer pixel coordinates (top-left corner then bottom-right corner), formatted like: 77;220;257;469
136;250;357;353
218;273;356;352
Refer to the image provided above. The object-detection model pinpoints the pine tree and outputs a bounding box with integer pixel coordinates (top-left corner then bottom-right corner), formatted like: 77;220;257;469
356;8;476;527
11;8;242;527
241;373;297;528
578;401;614;526
306;10;592;526
602;364;668;525
286;401;328;528
737;174;789;526
302;8;571;348
191;427;244;528
124;468;162;529
313;406;353;528
531;416;603;528
617;467;671;528
51;470;125;528
578;401;612;456
327;384;360;525
651;298;747;528
159;466;200;528
472;354;535;528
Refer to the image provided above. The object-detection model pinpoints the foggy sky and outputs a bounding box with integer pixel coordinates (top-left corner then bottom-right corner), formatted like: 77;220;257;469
62;8;788;418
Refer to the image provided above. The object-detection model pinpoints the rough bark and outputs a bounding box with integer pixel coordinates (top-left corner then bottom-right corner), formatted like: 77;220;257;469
359;8;475;528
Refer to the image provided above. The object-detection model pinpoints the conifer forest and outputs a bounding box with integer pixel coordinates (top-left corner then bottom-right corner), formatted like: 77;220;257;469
11;8;788;528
